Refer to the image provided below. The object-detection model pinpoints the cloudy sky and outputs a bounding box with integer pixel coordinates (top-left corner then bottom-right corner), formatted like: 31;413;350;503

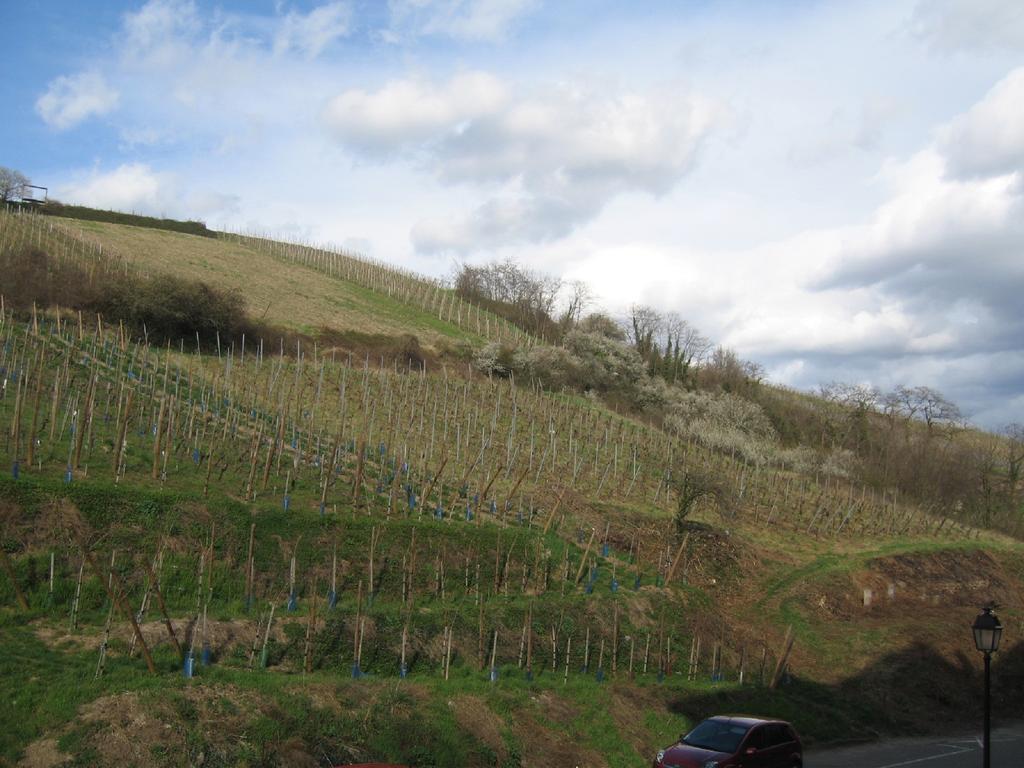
2;0;1023;428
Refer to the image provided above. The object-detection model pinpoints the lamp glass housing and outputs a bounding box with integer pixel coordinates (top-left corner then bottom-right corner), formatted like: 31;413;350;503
972;608;1003;653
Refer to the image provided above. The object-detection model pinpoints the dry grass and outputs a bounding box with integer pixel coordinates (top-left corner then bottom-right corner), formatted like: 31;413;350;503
55;219;473;347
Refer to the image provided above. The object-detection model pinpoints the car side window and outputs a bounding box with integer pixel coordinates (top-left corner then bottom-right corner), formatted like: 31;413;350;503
745;727;766;749
768;724;791;746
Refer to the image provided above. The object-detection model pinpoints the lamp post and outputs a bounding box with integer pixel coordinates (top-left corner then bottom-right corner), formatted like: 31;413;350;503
972;605;1003;768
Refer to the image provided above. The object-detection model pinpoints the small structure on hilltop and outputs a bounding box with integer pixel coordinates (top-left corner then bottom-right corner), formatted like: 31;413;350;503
21;184;48;204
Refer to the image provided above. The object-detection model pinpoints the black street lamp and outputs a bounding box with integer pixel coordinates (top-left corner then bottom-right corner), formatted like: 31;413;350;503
972;605;1003;768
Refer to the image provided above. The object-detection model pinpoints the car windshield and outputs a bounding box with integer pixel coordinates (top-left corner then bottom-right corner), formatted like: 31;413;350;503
682;719;750;753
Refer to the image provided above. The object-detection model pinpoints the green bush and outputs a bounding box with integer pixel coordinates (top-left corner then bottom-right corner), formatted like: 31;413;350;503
37;201;215;238
95;273;248;346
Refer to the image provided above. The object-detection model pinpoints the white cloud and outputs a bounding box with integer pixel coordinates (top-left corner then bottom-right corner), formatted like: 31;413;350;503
275;2;352;58
124;0;199;48
56;163;239;221
524;63;1024;427
910;0;1024;54
122;0;201;67
58;163;167;213
35;72;119;130
939;67;1024;179
325;72;721;252
387;0;538;42
323;72;507;151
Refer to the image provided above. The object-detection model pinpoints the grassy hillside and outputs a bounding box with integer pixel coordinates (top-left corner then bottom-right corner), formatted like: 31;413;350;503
0;207;1021;767
0;208;533;353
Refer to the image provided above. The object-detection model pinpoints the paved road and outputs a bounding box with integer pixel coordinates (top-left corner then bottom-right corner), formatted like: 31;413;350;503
807;724;1024;768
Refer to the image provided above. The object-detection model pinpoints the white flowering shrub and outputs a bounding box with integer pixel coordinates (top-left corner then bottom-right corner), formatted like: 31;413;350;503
820;447;859;479
665;389;778;465
514;345;581;390
563;330;648;397
472;342;517;377
774;446;820;474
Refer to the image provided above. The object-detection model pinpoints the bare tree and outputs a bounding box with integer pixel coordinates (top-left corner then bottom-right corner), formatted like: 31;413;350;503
0;167;30;202
674;466;734;533
890;385;962;433
1004;423;1024;500
702;346;751;391
579;312;626;341
663;313;711;384
820;382;880;412
453;259;563;337
627;304;662;358
559;279;593;329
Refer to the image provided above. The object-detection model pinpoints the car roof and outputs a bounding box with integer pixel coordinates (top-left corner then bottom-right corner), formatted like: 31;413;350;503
706;715;788;728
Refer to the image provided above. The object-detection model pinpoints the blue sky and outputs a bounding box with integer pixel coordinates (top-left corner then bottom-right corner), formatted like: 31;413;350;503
2;0;1023;428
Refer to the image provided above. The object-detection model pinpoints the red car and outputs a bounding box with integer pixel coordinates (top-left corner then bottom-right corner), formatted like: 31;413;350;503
653;716;802;768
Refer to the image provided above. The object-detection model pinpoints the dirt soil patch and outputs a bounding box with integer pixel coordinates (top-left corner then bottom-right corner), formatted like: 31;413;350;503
79;692;184;766
17;738;70;768
609;684;670;757
514;692;605;768
33;617;284;661
450;695;507;763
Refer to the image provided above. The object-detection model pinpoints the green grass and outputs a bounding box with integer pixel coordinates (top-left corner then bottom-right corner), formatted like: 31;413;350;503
17;216;482;347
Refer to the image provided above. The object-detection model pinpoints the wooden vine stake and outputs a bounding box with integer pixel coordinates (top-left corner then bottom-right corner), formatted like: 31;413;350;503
541;487;567;535
244;523;256;609
80;544;156;674
304;576;319;674
353;579;364;673
0;548;28;611
769;626;795;690
574;528;597;584
664;533;690;585
144;552;182;660
489;628;499;683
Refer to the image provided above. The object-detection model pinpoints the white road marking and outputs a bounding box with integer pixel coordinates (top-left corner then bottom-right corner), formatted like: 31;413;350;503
875;744;973;768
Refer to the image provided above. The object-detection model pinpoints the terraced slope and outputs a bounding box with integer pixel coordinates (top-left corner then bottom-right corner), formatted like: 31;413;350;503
0;312;1019;766
0;209;1021;768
